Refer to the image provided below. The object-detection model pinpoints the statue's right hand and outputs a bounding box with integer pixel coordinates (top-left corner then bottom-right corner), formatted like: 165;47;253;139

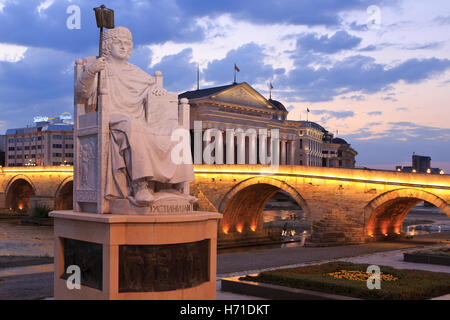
88;57;106;74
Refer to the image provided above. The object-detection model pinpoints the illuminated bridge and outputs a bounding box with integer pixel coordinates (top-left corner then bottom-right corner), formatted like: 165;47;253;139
1;165;449;242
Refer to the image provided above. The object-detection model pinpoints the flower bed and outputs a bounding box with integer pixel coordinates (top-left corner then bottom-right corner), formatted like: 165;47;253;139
240;262;450;300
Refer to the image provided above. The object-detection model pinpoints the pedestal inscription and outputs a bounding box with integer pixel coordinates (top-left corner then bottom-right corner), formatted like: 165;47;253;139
61;238;103;290
119;240;210;292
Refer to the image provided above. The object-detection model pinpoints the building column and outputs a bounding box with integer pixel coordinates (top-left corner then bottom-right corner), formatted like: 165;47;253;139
280;140;286;165
248;131;257;164
288;140;296;165
225;128;235;164
237;131;246;164
215;129;224;164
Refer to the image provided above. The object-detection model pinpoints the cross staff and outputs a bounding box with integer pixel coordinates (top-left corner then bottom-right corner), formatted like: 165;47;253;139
93;5;114;110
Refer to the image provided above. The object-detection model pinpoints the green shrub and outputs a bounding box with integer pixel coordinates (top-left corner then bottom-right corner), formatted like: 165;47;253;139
241;261;450;300
32;204;52;218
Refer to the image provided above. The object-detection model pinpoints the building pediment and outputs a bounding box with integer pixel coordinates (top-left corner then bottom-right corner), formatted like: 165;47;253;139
210;83;274;111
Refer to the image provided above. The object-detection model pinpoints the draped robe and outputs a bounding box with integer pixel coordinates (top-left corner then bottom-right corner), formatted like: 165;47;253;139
76;58;194;199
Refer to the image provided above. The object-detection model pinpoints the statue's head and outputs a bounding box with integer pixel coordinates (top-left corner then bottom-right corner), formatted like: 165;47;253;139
102;26;133;61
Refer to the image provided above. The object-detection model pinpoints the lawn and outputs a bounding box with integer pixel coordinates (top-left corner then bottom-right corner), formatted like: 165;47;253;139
240;261;450;300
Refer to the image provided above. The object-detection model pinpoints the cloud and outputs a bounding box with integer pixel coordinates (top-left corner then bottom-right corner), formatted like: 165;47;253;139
434;15;450;25
341;94;366;101
311;109;355;119
296;31;362;54
176;0;391;26
279;55;450;102
0;0;205;54
402;42;443;50
0;47;76;129
367;111;382;116
347;122;450;168
203;42;284;86
150;48;197;92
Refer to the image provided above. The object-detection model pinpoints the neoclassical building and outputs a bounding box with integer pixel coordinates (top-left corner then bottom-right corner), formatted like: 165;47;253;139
180;82;357;168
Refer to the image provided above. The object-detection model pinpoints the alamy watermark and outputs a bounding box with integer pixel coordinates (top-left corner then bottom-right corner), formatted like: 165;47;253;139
66;4;81;30
170;120;281;169
366;265;381;290
66;265;81;290
366;5;381;30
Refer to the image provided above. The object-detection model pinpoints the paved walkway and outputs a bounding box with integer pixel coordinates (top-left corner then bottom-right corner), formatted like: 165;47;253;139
1;241;448;300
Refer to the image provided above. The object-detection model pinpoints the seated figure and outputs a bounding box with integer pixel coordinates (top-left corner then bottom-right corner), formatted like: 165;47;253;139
75;26;195;206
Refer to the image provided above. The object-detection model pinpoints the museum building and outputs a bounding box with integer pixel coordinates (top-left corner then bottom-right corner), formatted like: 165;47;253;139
180;82;357;168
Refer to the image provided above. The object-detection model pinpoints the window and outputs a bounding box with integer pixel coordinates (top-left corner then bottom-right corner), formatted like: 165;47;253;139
8;138;14;143
17;146;22;151
65;144;74;149
24;146;30;150
339;160;343;167
65;153;74;158
17;138;23;143
53;135;63;140
37;136;42;141
53;144;63;149
65;135;73;140
52;162;61;166
31;146;36;150
299;139;303;149
16;155;22;159
52;153;63;157
8;147;15;151
8;155;14;159
31;154;36;158
37;145;42;150
25;137;31;142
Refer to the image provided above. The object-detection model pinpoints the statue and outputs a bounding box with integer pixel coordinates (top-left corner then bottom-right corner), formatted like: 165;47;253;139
75;26;196;207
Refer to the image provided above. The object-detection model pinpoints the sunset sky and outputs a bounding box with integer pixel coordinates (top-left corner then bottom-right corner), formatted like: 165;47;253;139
0;0;449;171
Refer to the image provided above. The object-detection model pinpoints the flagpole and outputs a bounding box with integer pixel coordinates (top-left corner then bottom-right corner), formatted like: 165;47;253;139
234;65;236;84
197;63;200;90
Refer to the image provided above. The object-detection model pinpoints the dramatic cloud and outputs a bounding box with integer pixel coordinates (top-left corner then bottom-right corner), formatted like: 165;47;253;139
177;0;393;26
296;31;362;54
279;55;450;101
150;48;198;92
203;43;284;86
0;0;205;53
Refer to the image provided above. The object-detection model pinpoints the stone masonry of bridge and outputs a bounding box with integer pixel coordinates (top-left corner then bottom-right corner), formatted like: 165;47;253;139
1;165;450;243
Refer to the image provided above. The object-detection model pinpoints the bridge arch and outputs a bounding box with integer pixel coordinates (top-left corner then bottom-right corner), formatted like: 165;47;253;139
218;176;310;234
5;175;37;213
55;177;73;210
364;188;450;238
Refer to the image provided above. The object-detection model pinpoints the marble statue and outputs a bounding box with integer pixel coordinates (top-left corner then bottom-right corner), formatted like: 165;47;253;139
75;26;195;207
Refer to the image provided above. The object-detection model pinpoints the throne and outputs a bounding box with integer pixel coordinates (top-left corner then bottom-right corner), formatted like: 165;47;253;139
73;57;192;214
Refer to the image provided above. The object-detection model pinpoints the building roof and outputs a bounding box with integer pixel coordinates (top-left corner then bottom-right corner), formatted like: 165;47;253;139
268;98;287;112
179;83;237;100
332;137;348;145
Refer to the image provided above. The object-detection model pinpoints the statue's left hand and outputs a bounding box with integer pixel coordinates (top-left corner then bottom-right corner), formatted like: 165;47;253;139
151;87;168;96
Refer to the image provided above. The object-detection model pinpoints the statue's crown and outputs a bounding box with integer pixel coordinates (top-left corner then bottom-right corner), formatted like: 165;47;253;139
103;26;132;42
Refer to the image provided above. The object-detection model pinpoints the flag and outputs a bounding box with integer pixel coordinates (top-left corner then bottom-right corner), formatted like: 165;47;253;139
234;63;240;72
307;107;310;112
270;82;273;90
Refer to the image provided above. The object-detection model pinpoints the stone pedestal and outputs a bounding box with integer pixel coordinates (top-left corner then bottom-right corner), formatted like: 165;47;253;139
50;210;221;300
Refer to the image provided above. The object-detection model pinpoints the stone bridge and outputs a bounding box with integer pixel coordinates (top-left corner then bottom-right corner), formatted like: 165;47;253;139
1;165;450;242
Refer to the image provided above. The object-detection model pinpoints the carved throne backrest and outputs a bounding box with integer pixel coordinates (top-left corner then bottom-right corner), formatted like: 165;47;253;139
73;58;191;214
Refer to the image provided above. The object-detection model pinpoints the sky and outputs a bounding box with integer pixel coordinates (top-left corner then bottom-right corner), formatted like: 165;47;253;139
0;0;449;172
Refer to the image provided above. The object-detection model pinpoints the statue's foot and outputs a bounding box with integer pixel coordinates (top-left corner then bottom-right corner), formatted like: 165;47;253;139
134;187;155;204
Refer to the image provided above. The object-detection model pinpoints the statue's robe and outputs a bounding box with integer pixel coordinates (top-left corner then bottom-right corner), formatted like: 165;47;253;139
76;59;194;199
